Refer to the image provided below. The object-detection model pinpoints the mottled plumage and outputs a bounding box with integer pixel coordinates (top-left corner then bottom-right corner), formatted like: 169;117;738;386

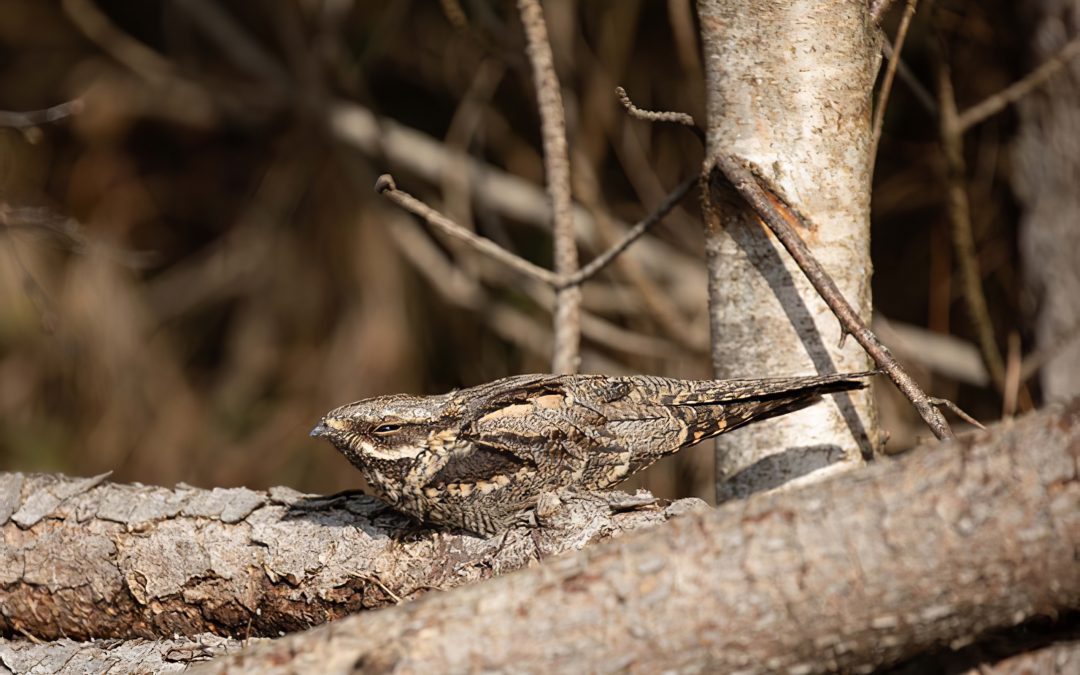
310;371;873;535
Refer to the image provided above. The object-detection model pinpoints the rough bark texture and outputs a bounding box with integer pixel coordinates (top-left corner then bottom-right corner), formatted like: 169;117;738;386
0;474;704;641
3;636;1077;675
1014;0;1080;402
193;401;1080;674
698;0;881;501
0;634;253;674
963;640;1080;674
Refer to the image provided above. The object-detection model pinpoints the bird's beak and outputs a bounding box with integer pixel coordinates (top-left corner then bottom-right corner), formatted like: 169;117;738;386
310;421;330;438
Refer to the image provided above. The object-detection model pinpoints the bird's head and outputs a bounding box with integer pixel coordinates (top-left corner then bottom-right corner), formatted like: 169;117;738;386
310;393;456;480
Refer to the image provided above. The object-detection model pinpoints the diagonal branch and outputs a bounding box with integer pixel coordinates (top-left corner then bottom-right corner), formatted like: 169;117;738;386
709;154;956;440
375;175;559;286
957;33;1080;132
558;177;696;288
870;0;919;165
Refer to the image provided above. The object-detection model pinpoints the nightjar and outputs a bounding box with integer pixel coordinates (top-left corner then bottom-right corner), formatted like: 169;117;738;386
311;371;872;535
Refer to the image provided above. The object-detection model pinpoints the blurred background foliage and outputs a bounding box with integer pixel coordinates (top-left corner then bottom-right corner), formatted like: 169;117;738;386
0;0;1039;501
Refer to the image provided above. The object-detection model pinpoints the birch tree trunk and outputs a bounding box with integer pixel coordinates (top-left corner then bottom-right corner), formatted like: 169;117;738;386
1014;1;1080;402
698;0;881;501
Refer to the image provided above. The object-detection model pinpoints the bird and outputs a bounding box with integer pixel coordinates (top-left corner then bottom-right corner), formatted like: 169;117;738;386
310;371;874;536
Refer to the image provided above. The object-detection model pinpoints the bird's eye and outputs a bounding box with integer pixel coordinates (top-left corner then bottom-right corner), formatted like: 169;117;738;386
373;423;403;435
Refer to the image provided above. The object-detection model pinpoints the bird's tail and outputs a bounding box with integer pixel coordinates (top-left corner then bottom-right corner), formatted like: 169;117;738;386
670;371;876;447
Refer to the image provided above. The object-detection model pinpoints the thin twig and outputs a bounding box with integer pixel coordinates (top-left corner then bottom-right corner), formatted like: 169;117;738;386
710;154;955;441
377;173;695;297
517;0;580;374
937;61;1006;391
0;100;84;129
615;87;702;140
881;40;938;116
870;0;899;24
870;0;919;165
375;175;558;286
928;397;986;430
957;33;1080;132
560;177;696;288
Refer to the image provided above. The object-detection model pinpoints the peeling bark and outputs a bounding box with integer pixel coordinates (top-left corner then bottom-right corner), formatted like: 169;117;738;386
0;474;704;641
193;401;1080;674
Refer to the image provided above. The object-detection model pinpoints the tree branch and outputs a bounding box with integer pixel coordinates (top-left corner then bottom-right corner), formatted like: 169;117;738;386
937;63;1008;394
0;634;251;673
0;472;702;640
517;0;581;374
957;33;1080;133
195;401;1080;673
870;0;919;165
375;175;559;286
0;100;83;129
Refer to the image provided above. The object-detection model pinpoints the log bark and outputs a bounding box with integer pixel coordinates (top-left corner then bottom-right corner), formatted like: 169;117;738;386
961;640;1080;674
193;400;1080;674
0;474;704;640
698;0;882;501
0;634;251;674
4;627;1077;675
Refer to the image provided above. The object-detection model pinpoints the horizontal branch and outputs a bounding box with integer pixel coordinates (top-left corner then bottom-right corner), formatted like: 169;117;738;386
196;401;1080;674
0;473;702;641
0;100;83;129
0;634;251;673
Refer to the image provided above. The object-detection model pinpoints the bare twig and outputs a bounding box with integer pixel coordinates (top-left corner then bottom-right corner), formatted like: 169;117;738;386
375;175;558;286
937;61;1007;392
957;33;1080;132
870;0;919;164
870;0;899;25
377;173;694;298
0;100;84;129
614;86;701;138
928;397;986;430
710;154;955;440
881;40;938;116
517;0;580;374
559;177;696;288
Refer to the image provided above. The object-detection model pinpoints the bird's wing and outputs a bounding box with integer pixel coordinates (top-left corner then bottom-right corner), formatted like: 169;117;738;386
455;374;617;467
423;439;535;489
